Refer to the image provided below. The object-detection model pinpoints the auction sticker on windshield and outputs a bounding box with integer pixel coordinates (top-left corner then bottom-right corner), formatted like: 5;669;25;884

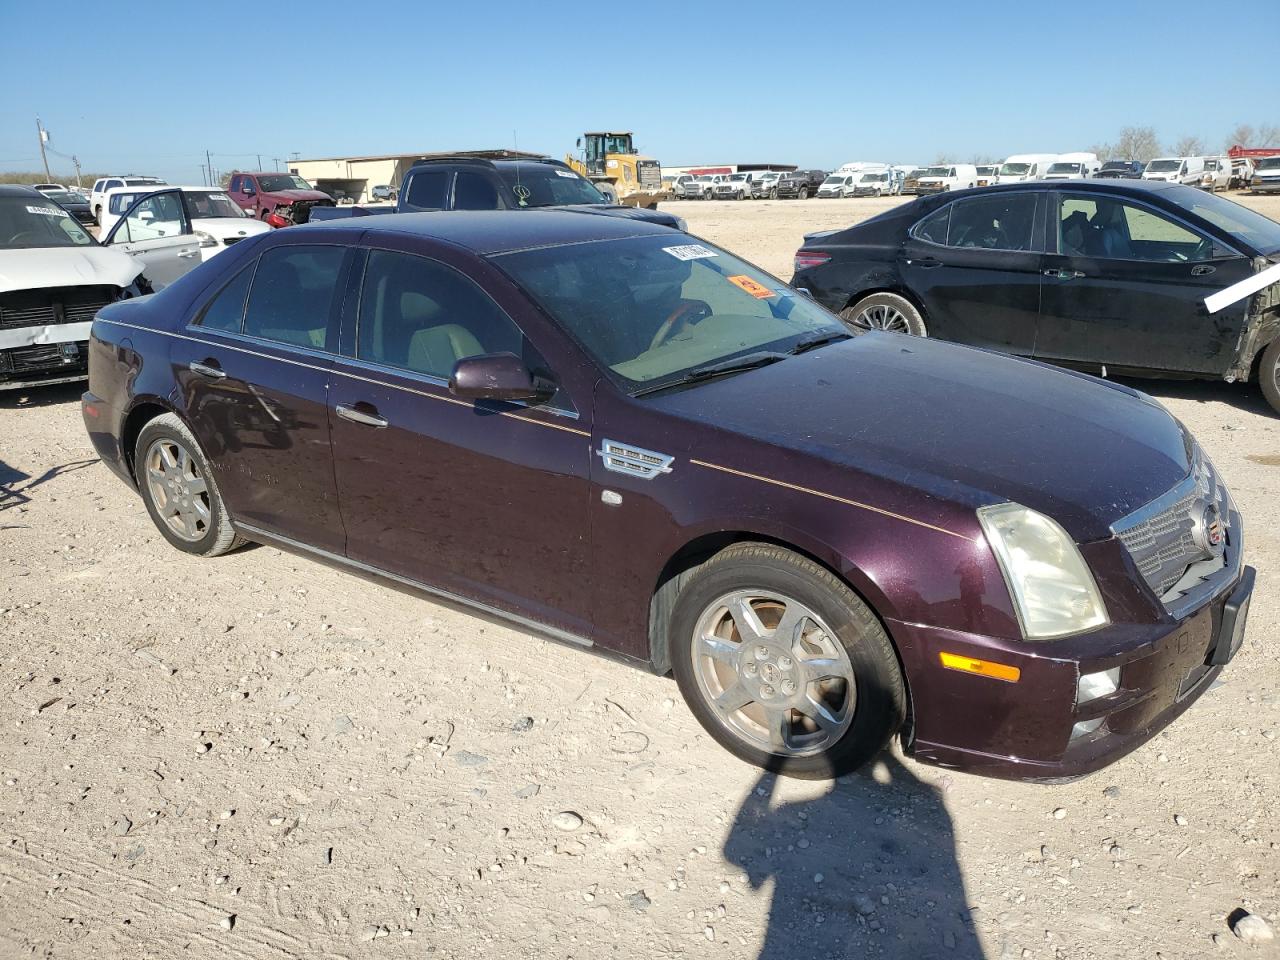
727;274;777;299
663;244;718;261
554;170;578;178
27;205;70;217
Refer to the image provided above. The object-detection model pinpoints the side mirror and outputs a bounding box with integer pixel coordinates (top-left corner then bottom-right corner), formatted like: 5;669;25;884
449;352;546;402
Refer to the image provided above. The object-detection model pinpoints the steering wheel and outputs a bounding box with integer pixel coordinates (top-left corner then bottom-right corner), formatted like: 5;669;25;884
649;299;712;351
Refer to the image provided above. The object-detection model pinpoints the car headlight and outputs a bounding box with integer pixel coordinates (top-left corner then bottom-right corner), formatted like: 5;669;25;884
978;502;1109;640
194;230;218;248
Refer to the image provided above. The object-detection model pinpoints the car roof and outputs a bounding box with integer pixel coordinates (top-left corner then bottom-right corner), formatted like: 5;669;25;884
0;184;45;198
296;209;673;256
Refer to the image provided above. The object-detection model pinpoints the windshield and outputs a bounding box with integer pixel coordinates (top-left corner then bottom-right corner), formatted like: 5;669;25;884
1165;189;1280;254
859;173;883;182
43;191;82;204
694;175;714;182
906;169;925;179
923;167;949;177
1147;160;1181;172
185;190;246;219
496;235;845;393
257;175;312;192
1047;163;1082;175
125;178;165;186
999;162;1031;176
495;163;605;207
729;174;747;181
0;196;95;249
1257;157;1280;171
822;176;843;185
1101;161;1132;171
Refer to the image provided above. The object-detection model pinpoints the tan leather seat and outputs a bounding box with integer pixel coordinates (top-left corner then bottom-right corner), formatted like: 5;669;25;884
406;324;485;377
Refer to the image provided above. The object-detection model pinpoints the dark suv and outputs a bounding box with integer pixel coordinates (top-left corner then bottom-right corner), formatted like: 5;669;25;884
82;211;1252;782
775;169;827;199
1095;160;1146;179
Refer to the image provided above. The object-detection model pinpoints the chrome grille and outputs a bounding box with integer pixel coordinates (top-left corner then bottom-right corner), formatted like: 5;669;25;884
0;304;56;329
0;294;112;330
1112;445;1240;618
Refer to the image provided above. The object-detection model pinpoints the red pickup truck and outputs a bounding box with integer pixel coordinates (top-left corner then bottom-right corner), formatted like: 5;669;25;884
226;172;334;227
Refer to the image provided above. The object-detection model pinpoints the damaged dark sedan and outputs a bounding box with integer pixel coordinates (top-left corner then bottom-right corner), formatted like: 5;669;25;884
83;211;1252;781
793;180;1280;413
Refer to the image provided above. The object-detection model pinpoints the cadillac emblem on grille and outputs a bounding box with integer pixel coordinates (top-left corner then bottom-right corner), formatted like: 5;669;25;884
1195;502;1227;559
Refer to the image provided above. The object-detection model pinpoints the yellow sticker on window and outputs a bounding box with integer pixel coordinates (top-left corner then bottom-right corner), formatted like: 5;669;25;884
727;275;776;299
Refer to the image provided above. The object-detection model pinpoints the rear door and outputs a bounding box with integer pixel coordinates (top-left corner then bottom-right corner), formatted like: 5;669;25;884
899;190;1044;354
1035;191;1254;374
172;240;351;552
102;190;200;288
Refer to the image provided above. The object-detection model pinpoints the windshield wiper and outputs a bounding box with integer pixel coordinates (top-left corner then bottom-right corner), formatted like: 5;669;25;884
787;330;851;355
632;352;787;397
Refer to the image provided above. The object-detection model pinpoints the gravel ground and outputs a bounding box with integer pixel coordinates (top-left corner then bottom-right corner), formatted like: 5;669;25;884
1;195;1278;959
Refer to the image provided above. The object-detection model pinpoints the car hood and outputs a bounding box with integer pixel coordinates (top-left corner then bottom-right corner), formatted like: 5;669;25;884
0;245;143;293
265;189;334;203
192;218;272;239
551;204;680;229
647;334;1191;542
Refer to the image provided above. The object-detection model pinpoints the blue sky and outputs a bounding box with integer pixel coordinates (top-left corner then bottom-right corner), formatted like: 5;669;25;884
2;0;1276;184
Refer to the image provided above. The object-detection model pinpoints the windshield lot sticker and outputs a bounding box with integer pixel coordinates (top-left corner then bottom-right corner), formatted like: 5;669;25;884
554;169;578;178
663;244;718;261
727;274;777;299
27;205;71;217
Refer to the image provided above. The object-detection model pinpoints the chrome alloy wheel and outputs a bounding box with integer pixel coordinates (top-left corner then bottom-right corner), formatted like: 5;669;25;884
144;438;211;542
690;591;856;757
846;302;912;333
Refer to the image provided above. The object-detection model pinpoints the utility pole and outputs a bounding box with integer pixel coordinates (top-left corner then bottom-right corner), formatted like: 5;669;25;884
256;154;262;170
206;149;213;187
71;154;82;188
36;117;52;180
271;157;282;171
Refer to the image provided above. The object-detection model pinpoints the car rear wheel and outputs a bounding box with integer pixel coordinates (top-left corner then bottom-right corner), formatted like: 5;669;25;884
1260;338;1280;415
841;292;927;336
799;187;808;199
670;543;905;779
135;413;243;557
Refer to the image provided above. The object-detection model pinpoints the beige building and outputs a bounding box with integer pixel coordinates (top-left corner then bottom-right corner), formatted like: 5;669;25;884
287;149;545;204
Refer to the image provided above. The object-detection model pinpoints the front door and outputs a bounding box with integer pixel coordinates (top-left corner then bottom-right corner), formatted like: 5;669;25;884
900;190;1043;354
171;242;350;553
328;243;595;638
103;190;201;288
1036;192;1255;374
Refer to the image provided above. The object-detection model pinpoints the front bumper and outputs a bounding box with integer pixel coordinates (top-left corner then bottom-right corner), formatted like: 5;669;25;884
893;565;1255;781
0;341;88;390
1251;180;1280;193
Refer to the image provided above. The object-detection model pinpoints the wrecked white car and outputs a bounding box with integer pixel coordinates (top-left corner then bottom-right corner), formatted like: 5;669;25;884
0;186;147;390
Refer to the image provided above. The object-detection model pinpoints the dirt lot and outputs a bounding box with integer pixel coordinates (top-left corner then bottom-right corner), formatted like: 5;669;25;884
2;195;1278;960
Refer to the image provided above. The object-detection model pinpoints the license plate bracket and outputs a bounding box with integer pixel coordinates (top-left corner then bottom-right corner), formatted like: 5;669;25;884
1210;565;1255;666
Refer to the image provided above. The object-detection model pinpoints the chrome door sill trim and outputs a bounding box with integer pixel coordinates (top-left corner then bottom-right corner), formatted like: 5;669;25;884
235;522;594;649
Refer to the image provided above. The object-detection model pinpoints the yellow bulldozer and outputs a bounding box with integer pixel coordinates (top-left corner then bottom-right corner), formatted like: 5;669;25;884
566;131;668;209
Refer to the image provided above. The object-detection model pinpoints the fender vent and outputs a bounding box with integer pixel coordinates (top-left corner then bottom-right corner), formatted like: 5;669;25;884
596;440;674;480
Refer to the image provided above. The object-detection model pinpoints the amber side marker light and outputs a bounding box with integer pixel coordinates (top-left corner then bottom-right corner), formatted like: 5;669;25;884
939;652;1021;683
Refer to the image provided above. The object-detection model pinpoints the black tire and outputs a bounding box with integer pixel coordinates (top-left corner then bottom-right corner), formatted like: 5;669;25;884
93;206;102;226
1260;338;1280;415
799;187;808;199
669;543;906;779
840;292;928;337
135;413;243;557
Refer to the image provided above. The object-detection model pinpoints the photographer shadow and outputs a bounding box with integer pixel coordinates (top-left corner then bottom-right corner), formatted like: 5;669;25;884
725;757;985;959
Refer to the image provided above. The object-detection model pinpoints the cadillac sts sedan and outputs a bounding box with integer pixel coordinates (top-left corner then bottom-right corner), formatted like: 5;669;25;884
793;180;1280;414
82;212;1253;781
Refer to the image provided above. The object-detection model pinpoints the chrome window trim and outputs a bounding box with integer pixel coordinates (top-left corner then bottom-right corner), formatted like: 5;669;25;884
235;521;593;649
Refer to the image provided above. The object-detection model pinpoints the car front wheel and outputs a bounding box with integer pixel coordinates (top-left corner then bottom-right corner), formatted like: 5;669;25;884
1260;338;1280;415
841;292;927;336
135;413;243;557
670;543;906;779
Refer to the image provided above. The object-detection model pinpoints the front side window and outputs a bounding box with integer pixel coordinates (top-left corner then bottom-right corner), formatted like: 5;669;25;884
497;235;845;392
453;171;501;210
195;263;255;332
119;192;186;244
403;170;448;210
357;250;525;379
242;245;345;349
1058;196;1211;261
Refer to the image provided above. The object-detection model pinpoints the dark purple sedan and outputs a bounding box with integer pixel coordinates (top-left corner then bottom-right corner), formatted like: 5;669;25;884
81;211;1254;781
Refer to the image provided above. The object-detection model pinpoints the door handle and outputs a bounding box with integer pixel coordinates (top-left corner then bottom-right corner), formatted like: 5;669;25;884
908;257;943;268
1191;264;1216;276
1043;268;1086;280
188;360;226;379
336;403;388;428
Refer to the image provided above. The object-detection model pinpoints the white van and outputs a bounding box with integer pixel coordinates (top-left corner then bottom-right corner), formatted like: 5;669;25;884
817;174;855;198
995;153;1058;184
850;166;893;196
1143;157;1204;186
915;163;978;194
1198;157;1231;192
1043;153;1101;179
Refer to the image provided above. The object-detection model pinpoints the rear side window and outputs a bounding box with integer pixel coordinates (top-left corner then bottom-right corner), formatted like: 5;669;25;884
914;205;950;244
242;245;345;350
196;264;255;333
356;249;525;379
914;193;1038;251
403;170;449;210
453;171;501;210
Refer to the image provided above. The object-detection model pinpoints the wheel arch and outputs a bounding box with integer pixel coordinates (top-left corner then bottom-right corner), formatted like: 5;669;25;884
120;396;184;485
842;285;928;322
647;528;915;741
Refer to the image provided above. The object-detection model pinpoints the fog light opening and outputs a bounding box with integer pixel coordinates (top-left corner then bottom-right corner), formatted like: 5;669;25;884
1076;667;1120;705
1071;717;1105;740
